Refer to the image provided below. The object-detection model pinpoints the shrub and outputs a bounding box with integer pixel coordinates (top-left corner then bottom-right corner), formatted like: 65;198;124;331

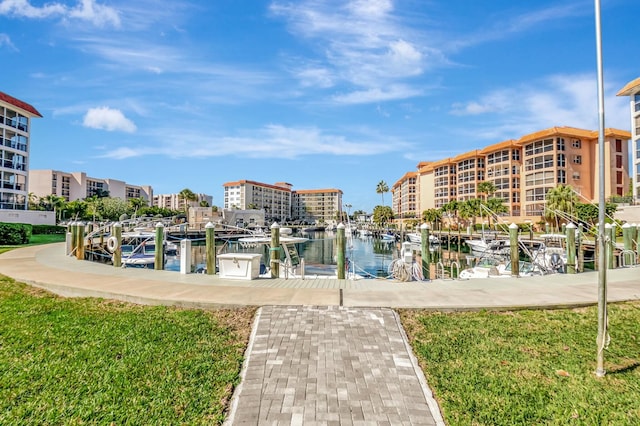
31;225;66;235
0;223;32;245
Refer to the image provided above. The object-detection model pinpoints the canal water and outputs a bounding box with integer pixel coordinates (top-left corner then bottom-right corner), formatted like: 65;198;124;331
165;231;470;278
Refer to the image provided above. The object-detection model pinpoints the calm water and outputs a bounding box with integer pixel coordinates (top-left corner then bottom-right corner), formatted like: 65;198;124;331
166;231;403;277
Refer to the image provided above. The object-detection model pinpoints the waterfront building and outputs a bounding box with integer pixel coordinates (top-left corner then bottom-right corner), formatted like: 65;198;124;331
396;126;631;225
223;180;293;223
617;77;640;201
29;170;153;203
391;171;418;219
291;188;343;225
0;91;41;210
153;193;213;211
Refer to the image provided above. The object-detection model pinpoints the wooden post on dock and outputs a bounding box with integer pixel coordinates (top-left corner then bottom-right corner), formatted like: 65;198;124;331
622;223;632;266
69;221;77;256
205;221;215;275
420;223;430;280
605;224;614;269
578;224;584;272
566;223;576;274
113;223;122;268
337;223;346;279
154;222;164;270
509;223;519;277
271;222;281;279
75;222;85;260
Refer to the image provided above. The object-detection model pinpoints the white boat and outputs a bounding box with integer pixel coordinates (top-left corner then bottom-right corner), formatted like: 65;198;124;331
459;258;542;279
406;232;440;245
381;233;396;243
358;229;373;237
528;234;568;273
465;238;510;258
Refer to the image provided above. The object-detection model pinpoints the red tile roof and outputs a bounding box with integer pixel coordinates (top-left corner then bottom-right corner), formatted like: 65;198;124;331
0;91;42;117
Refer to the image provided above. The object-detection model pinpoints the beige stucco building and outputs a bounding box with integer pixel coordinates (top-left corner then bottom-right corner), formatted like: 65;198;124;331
29;170;153;203
617;77;640;200
393;126;630;225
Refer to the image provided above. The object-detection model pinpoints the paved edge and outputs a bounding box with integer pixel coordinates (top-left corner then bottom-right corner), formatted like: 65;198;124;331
224;306;263;426
391;309;446;426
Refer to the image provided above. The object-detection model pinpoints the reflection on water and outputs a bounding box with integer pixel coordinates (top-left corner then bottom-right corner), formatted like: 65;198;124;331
166;231;404;277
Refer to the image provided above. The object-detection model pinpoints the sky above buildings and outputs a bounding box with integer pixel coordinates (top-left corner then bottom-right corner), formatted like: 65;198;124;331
1;0;638;212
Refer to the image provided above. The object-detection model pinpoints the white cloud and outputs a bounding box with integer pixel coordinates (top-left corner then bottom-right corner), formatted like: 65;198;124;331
0;0;120;27
83;107;137;133
98;124;412;160
333;85;422;104
0;33;17;51
270;0;435;102
448;74;630;141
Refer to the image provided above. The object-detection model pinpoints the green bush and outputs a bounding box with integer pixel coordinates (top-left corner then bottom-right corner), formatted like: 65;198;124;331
0;223;32;245
31;224;66;235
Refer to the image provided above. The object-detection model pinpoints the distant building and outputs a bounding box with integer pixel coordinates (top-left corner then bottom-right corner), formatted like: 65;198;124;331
392;126;631;224
223;180;344;224
29;170;153;203
223;180;293;223
391;171;418;219
1;91;42;210
153;193;213;211
617;77;640;201
292;189;343;224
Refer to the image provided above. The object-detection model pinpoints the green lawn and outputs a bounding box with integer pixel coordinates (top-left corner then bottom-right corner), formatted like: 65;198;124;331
0;276;255;425
401;305;640;425
0;234;66;255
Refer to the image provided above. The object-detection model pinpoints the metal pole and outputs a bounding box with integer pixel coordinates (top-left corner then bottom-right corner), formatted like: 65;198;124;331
594;0;608;377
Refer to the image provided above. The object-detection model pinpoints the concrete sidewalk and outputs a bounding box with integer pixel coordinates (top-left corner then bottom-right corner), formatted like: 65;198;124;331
0;243;638;310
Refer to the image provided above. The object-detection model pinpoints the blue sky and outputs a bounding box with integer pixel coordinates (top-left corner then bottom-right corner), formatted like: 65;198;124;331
1;0;638;213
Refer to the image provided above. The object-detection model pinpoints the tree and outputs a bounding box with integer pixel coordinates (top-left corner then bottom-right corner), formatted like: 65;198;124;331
376;181;389;205
440;200;459;228
484;197;508;227
458;199;482;228
28;192;40;210
178;188;198;212
422;208;442;229
63;199;88;221
372;205;394;227
128;197;148;215
199;200;210;207
41;194;66;222
545;185;578;225
477;181;497;201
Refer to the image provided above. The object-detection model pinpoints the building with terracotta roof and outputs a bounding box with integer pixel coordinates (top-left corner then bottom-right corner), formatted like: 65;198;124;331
0;91;42;211
391;171;419;218
394;126;631;224
617;77;640;200
223;180;343;224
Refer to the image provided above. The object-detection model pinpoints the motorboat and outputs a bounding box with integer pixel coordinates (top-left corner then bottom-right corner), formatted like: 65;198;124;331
406;232;440;245
465;238;510;258
459;258;542;279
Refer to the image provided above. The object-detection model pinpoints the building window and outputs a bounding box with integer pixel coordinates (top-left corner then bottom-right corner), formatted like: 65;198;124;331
573;172;580;180
557;169;566;184
615;139;623;153
557;138;565;151
616;171;623;185
573;155;582;164
512;149;520;161
634;93;640;112
616;155;623;168
557;154;565;167
572;139;582;149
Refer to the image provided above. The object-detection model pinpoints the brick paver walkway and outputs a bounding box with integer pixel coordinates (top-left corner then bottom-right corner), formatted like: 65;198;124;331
225;306;444;425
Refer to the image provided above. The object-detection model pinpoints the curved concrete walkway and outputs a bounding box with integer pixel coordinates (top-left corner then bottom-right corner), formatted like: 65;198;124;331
0;243;638;310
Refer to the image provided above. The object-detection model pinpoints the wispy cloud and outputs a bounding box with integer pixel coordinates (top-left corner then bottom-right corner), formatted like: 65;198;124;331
0;33;17;51
97;124;412;160
83;106;137;133
0;0;120;27
448;73;630;141
270;0;434;103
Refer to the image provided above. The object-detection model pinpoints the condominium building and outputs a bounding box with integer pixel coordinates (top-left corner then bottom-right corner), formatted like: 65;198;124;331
0;91;42;210
223;180;293;222
153;193;213;211
29;170;153;203
223;180;345;223
292;189;343;224
394;126;630;223
617;77;640;200
391;171;418;218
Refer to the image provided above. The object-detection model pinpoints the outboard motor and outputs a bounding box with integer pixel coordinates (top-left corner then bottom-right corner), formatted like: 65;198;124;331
549;253;565;273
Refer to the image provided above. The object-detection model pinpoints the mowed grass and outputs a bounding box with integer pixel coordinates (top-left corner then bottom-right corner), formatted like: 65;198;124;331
0;234;66;254
0;276;255;425
401;304;640;425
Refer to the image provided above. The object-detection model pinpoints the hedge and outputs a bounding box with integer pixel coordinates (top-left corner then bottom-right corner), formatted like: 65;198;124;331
0;223;32;245
31;224;67;235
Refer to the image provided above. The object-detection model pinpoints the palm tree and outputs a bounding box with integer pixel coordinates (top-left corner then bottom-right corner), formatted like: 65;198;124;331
458;199;482;229
440;200;459;229
376;181;389;205
178;188;198;212
545;185;578;227
41;194;66;223
28;192;39;210
128;197;148;215
477;181;497;201
484;197;508;227
422;208;442;229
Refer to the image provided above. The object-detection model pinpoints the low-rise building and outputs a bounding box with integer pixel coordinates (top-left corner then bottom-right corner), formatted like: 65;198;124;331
153;193;213;211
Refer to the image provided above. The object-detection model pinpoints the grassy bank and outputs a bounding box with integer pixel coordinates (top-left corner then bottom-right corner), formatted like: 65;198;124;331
0;234;66;254
0;276;255;425
401;305;640;425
